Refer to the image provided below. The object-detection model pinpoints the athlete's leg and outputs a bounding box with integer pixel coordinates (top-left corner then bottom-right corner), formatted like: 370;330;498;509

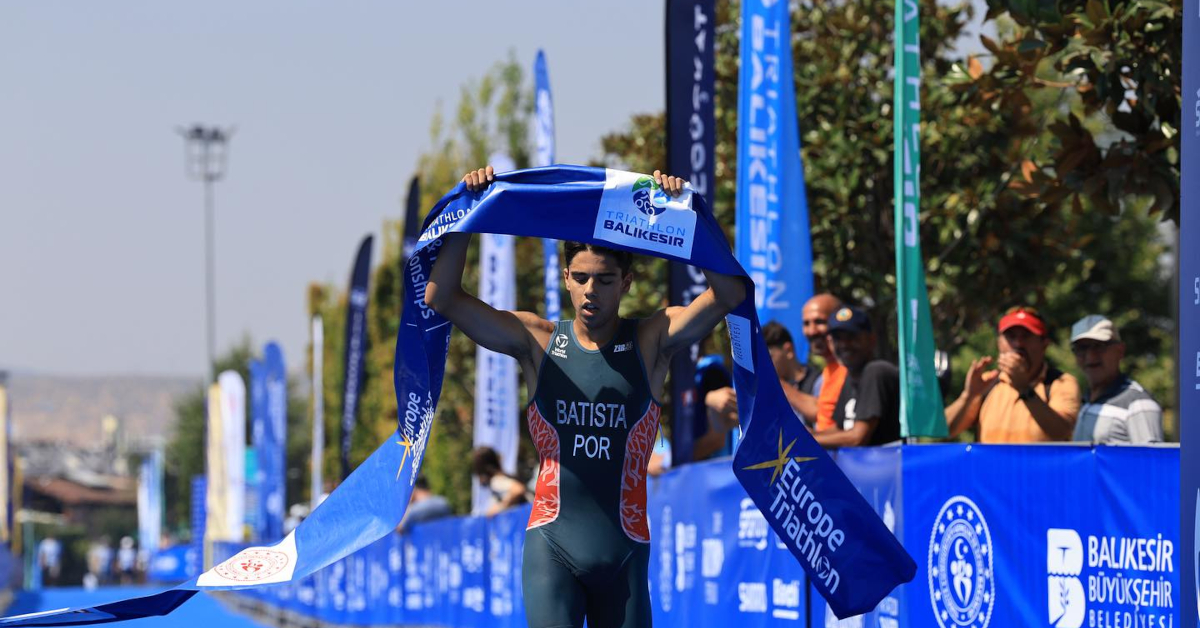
522;528;586;628
582;543;651;628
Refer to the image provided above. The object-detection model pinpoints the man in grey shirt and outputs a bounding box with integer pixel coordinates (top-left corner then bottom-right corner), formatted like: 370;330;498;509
1070;315;1163;444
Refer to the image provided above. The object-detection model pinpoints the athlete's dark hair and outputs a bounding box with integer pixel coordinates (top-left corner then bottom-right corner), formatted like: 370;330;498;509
562;241;634;276
471;446;502;478
762;320;794;349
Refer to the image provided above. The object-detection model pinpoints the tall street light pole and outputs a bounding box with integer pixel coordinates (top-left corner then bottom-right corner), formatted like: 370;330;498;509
178;125;233;388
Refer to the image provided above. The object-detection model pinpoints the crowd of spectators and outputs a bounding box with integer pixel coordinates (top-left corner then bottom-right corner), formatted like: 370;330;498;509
684;303;1164;465
406;304;1166;523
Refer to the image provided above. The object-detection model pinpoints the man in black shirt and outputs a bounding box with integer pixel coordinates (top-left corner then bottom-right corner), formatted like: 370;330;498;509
815;306;902;448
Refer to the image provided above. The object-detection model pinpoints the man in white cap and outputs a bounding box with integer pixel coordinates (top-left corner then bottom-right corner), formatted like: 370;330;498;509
1070;315;1163;444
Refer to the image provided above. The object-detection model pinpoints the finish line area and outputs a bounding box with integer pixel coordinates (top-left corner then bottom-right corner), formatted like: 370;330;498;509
195;445;1177;628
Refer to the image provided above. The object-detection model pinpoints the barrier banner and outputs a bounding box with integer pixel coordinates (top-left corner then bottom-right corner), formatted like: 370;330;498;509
893;0;945;438
647;458;810;627
147;544;201;583
665;0;716;466
195;445;1179;628
735;0;814;357
1180;2;1200;624
340;235;373;480
903;445;1179;628
260;341;287;541
217;370;246;539
533;49;562;322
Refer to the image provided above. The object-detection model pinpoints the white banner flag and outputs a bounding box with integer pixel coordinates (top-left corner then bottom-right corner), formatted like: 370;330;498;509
472;154;520;515
217;370;246;541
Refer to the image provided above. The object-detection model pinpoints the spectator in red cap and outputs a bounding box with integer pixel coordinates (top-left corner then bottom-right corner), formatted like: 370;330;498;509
944;306;1080;442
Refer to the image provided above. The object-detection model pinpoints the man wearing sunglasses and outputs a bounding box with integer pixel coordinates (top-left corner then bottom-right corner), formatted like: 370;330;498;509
1069;315;1163;444
945;307;1080;442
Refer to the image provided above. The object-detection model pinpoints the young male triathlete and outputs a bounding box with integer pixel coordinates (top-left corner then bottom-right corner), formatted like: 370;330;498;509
424;165;745;628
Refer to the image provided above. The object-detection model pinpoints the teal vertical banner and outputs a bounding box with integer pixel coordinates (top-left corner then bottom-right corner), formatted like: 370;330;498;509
893;0;946;438
735;0;814;353
1181;1;1200;625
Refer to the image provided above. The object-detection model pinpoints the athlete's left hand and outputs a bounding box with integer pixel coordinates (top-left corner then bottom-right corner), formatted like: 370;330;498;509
653;170;685;197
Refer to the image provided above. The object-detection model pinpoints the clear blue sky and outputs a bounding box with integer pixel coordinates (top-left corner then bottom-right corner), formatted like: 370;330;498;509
1;1;668;377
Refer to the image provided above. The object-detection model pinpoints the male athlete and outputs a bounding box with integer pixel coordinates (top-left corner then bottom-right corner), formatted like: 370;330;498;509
424;166;746;628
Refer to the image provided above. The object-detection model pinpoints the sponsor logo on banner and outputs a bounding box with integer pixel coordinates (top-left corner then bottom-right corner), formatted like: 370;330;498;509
198;532;299;587
738;498;769;550
675;520;697;592
1047;528;1086;628
928;496;995;628
658;505;674;612
701;538;724;578
594;169;697;258
738;582;768;613
1046;526;1176;628
772;578;802;620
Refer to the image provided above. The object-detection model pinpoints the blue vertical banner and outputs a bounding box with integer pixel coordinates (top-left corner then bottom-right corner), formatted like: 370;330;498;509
138;450;164;555
735;0;813;355
666;0;716;466
534;50;562;322
402;177;421;270
260;341;287;542
1182;3;1200;625
340;235;373;480
190;475;207;547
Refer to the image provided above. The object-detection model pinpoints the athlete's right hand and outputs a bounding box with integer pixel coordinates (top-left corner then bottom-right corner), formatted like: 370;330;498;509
463;166;495;192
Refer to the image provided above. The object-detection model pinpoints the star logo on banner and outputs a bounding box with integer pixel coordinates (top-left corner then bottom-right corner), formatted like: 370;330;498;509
742;429;816;485
396;433;414;481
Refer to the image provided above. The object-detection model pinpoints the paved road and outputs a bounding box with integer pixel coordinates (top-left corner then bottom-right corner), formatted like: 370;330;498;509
6;586;272;628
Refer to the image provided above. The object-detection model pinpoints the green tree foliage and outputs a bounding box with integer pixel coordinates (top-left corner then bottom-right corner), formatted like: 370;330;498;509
308;52;543;514
977;0;1181;219
596;0;1176;436
164;339;310;535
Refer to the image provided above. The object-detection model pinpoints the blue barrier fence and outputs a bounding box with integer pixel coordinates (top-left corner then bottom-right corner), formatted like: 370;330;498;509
211;444;1179;627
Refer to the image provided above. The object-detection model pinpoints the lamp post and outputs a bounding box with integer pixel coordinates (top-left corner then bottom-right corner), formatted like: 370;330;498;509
178;125;233;387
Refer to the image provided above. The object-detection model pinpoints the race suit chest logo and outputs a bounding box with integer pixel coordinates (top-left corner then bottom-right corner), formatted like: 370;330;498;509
928;495;995;628
594;169;696;258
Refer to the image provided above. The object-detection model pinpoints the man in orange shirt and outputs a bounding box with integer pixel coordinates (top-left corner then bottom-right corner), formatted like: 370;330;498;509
802;294;846;432
944;307;1080;442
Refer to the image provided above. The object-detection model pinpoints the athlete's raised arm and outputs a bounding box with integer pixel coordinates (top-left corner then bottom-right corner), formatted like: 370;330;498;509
423;167;553;372
638;170;746;377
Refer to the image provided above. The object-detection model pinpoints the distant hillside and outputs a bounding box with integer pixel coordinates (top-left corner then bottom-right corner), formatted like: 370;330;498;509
3;373;198;446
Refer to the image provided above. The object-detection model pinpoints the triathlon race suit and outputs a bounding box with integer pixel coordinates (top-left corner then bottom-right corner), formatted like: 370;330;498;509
523;319;660;628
